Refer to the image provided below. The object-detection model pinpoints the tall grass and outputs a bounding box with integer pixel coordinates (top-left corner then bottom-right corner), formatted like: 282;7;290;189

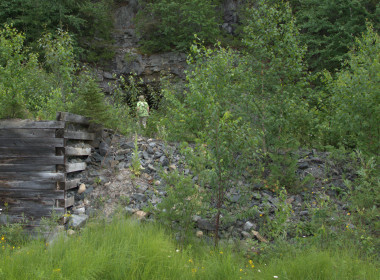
0;217;245;280
0;216;378;279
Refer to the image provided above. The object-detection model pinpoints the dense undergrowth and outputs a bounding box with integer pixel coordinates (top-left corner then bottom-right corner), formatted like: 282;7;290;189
0;215;378;280
0;0;379;278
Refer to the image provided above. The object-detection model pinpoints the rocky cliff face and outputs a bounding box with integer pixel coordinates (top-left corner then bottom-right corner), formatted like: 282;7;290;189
97;0;244;91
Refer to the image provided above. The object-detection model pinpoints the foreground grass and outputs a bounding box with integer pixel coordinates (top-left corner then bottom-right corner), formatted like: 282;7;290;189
0;216;378;279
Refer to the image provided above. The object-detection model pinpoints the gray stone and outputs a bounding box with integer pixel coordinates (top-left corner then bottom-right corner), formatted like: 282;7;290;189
243;221;256;231
99;142;110;156
197;219;215;231
300;210;309;216
132;193;147;202
69;214;89;229
159;156;169;166
125;206;136;215
73;207;86;215
241;231;251;239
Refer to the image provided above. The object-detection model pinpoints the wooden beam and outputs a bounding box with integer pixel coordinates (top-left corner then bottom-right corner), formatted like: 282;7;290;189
63;179;81;190
57;196;75;208
65;147;92;156
0;189;64;199
0;172;65;181
0;156;64;165
0;164;56;172
0;138;64;147
0;146;56;157
0;180;58;190
0;119;64;129
64;131;95;141
0;128;56;138
65;162;86;173
57;112;91;125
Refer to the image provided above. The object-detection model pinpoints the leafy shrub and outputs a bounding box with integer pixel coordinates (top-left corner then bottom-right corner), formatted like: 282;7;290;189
135;0;221;53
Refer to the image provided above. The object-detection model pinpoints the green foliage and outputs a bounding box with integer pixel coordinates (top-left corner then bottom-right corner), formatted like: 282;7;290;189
155;169;201;247
130;133;142;177
290;0;379;72
242;0;313;148
135;0;221;53
0;25;54;119
70;73;113;125
0;0;115;63
0;216;250;280
321;24;380;154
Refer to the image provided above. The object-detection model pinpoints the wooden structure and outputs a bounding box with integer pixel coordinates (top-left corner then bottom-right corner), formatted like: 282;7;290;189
0;112;94;225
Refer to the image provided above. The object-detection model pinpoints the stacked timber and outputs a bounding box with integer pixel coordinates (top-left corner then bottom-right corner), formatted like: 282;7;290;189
0;113;95;226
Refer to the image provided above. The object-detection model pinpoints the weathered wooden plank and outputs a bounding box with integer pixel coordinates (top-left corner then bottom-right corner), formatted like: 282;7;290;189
0;189;64;199
64;131;95;140
0;146;56;157
64;179;80;190
0;172;65;181
65;162;87;173
57;112;91;125
0;156;64;165
0;119;64;129
0;128;56;138
0;180;58;190
57;196;75;208
0;138;64;147
0;164;56;172
65;146;92;156
0;204;64;219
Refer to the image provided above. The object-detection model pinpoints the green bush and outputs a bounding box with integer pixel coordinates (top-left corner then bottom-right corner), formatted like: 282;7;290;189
135;0;221;53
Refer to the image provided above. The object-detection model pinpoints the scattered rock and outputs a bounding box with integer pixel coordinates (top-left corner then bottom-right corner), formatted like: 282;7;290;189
69;214;89;229
78;184;86;194
196;231;204;238
133;210;147;220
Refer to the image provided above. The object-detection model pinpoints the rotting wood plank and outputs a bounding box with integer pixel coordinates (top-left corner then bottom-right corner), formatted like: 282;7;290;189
0;138;64;147
0;164;56;172
65;147;91;156
57;112;91;125
0;146;56;157
0;180;58;190
63;179;80;190
64;131;95;140
0;189;64;199
0;128;56;138
57;196;75;208
0;119;64;129
0;156;64;165
65;162;86;173
0;172;65;181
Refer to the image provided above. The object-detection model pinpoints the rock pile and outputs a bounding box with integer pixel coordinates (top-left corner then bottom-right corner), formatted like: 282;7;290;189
67;130;353;244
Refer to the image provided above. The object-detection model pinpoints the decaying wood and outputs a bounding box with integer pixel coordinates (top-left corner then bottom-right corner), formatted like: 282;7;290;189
57;112;91;125
0;146;56;157
0;172;65;181
0;189;64;199
57;196;74;208
64;131;95;140
65;147;91;156
0;156;64;165
0;119;64;129
0;112;94;226
0;128;56;138
63;179;80;190
0;164;56;172
65;162;86;173
251;230;269;243
0;138;64;147
0;180;58;190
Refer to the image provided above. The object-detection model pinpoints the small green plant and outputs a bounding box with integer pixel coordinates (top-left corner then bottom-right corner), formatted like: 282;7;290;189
94;177;102;185
130;132;142;177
